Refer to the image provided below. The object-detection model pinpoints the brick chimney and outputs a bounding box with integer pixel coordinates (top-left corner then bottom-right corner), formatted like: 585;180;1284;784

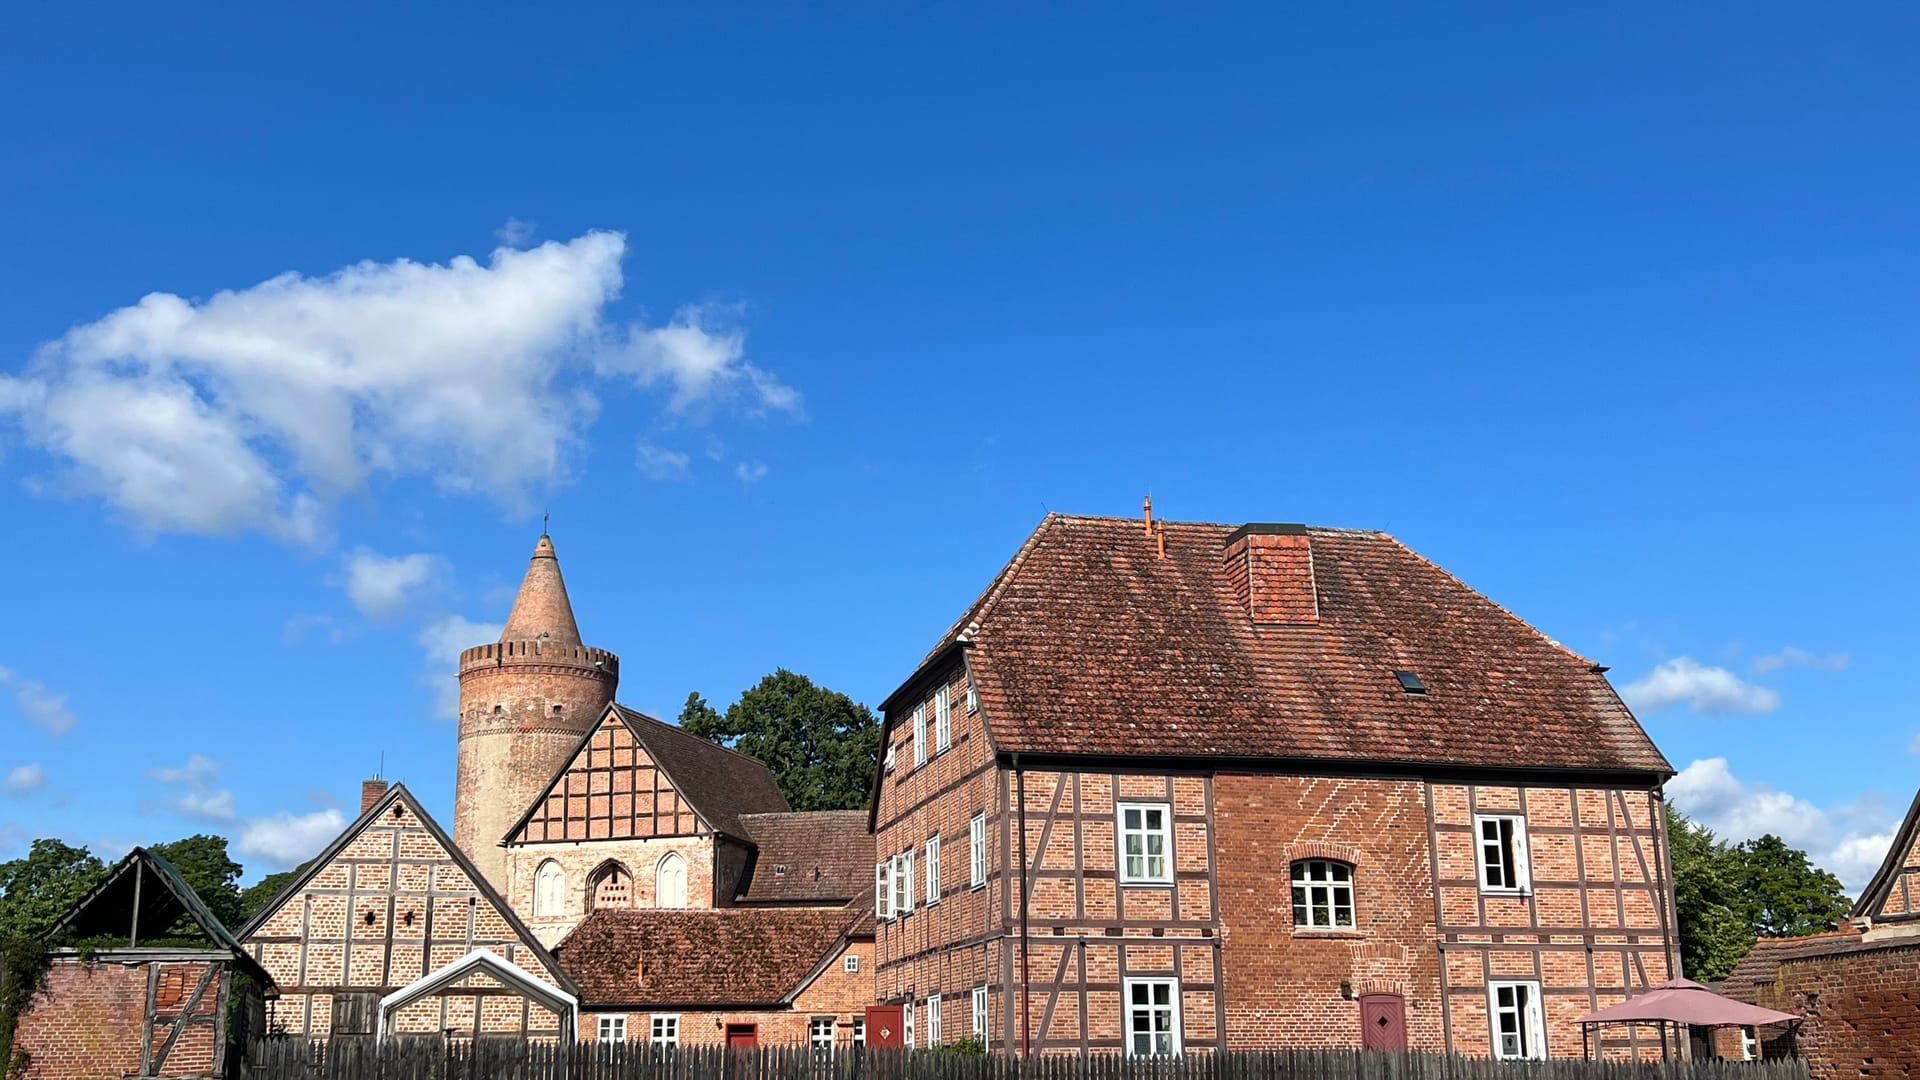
361;777;390;814
1222;524;1318;625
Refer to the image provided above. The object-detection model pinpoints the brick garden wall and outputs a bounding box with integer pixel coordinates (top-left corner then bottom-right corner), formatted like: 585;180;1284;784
1759;938;1920;1080
15;958;222;1080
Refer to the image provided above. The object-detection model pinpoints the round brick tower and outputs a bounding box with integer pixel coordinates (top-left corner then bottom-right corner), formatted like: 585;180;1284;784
452;534;619;891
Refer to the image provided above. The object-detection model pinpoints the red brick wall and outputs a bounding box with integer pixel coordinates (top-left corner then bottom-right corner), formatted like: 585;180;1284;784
15;959;224;1080
585;939;874;1047
1758;938;1920;1080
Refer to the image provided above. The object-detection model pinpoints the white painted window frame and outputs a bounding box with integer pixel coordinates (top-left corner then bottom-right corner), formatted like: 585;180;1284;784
810;1016;836;1050
904;994;916;1048
845;953;860;973
925;834;940;905
1487;980;1546;1060
1290;859;1356;928
1122;977;1182;1057
598;1016;626;1043
969;813;987;888
928;993;942;1045
934;688;951;753
912;703;927;767
972;985;989;1047
650;1014;680;1046
1117;802;1174;885
1475;814;1531;893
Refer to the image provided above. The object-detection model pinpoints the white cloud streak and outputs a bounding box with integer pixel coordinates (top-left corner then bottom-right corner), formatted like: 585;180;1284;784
236;809;347;868
735;460;769;485
343;549;446;619
1667;757;1896;893
635;443;691;481
1619;657;1781;715
150;754;237;822
0;666;77;735
417;615;503;719
3;763;44;795
1751;646;1851;674
0;232;795;541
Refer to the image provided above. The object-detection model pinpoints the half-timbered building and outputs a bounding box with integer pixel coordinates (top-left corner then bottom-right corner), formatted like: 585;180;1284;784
870;510;1680;1059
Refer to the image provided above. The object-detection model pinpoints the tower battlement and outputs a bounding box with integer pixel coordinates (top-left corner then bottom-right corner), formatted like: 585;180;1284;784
458;641;620;674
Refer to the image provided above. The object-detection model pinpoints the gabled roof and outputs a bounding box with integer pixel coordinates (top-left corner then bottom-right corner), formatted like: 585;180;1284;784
553;901;866;1008
1852;788;1920;920
885;514;1669;776
735;811;871;904
43;847;271;985
234;782;578;997
379;948;577;1042
504;704;789;845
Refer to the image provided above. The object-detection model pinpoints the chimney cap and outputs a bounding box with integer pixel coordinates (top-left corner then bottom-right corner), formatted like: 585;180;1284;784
1223;522;1308;546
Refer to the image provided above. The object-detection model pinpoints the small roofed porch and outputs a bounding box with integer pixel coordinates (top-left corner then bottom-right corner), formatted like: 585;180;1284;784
376;948;579;1044
1576;978;1799;1061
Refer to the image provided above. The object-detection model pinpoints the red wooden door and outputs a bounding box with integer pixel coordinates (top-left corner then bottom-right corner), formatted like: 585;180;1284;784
864;1005;905;1048
1359;993;1408;1052
726;1024;759;1048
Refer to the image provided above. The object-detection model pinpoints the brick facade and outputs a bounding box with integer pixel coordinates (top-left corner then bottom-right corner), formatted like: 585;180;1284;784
582;937;875;1047
1742;938;1920;1079
15;957;228;1080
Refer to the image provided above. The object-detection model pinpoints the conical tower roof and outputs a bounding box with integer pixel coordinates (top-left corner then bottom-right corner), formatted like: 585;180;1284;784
499;533;583;645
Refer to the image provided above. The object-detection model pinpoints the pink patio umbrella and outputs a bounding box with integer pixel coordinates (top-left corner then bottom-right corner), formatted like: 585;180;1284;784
1575;979;1800;1059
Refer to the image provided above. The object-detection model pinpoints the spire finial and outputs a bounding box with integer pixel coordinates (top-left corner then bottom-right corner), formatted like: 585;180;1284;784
542;511;550;537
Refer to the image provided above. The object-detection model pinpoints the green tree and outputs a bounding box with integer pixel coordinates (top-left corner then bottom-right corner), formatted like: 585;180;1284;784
0;840;106;940
679;670;882;811
148;835;245;932
240;866;307;922
1733;834;1851;938
1665;808;1752;982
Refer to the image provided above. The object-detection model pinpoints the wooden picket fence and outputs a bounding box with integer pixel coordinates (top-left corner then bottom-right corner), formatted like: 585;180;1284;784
240;1043;1813;1080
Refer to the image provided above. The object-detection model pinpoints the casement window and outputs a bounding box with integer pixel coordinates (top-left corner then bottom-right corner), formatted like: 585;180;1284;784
1741;1027;1759;1061
887;851;913;914
972;985;989;1047
853;1017;866;1045
650;1015;679;1046
844;954;860;973
904;995;916;1048
925;835;941;905
928;994;942;1045
965;683;978;714
810;1017;836;1050
534;859;565;917
913;704;927;767
876;862;891;920
1118;803;1173;884
597;1016;626;1043
969;813;987;888
885;743;896;773
1488;981;1545;1059
1290;859;1356;928
902;848;916;910
1124;978;1181;1057
1475;815;1530;892
934;688;951;753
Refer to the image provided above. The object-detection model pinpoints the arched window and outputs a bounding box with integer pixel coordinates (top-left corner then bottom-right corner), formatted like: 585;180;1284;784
589;861;633;911
1290;859;1355;928
656;852;688;909
534;859;566;918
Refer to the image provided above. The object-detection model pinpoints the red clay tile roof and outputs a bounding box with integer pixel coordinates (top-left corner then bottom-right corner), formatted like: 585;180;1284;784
612;705;791;838
555;902;865;1007
1719;929;1864;1004
736;811;872;904
914;515;1669;775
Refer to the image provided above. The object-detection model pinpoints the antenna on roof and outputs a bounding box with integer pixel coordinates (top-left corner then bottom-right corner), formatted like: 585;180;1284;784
1143;495;1153;536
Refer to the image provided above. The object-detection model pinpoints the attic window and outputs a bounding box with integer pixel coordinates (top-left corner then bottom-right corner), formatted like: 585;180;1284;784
774;864;789;876
1394;671;1427;695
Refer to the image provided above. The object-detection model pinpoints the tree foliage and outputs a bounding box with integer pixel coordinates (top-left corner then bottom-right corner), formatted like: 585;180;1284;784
1665;807;1854;981
678;669;881;812
0;840;106;941
241;867;305;922
148;835;246;933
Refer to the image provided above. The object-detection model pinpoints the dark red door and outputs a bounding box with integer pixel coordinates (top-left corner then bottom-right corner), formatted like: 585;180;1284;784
726;1024;759;1048
864;1005;905;1048
1359;993;1408;1052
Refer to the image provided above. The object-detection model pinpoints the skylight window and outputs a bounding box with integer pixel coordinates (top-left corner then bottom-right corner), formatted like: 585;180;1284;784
1394;671;1427;694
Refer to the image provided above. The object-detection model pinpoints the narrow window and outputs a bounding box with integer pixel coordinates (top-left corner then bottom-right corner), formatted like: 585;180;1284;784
844;953;860;974
533;859;565;917
904;995;915;1048
810;1017;836;1051
934;688;951;752
972;985;989;1047
1475;815;1529;892
650;1015;679;1046
598;1016;626;1043
876;862;891;920
902;848;916;911
969;813;987;888
853;1017;866;1046
1741;1027;1759;1061
928;993;942;1045
1118;803;1173;884
1124;978;1181;1057
966;683;978;714
1488;981;1545;1059
656;851;689;909
913;704;927;767
1290;859;1356;928
925;835;941;905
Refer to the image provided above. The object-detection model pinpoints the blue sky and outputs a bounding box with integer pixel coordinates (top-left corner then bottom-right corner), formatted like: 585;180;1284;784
1;6;1914;887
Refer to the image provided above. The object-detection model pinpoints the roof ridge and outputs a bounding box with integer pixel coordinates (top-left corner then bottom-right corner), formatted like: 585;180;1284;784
616;703;782;770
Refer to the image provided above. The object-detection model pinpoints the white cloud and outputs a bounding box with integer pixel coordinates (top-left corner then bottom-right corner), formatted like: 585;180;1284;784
417;615;503;719
1910;732;1920;754
342;549;445;619
1667;757;1897;893
150;754;220;787
149;754;237;822
0;666;77;735
3;763;44;795
1752;647;1850;674
1620;657;1781;715
0;232;795;541
635;443;691;481
236;809;346;869
495;217;537;247
735;460;769;484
